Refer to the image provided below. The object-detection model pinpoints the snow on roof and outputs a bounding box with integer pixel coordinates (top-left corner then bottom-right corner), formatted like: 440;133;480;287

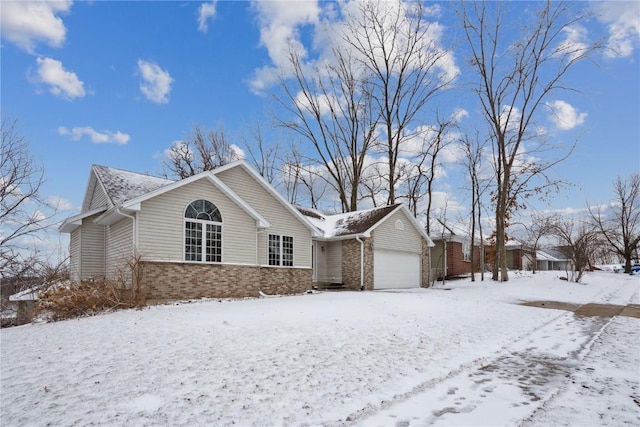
298;204;400;238
93;165;174;206
9;287;40;301
429;219;487;244
538;248;570;261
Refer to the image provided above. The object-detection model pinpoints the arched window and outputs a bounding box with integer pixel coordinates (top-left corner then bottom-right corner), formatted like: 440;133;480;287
184;200;222;262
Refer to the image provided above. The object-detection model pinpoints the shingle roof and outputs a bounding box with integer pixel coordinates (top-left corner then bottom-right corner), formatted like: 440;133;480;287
298;204;401;238
93;165;174;206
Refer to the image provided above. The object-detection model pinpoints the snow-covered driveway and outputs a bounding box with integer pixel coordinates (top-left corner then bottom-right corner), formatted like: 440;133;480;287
1;271;638;426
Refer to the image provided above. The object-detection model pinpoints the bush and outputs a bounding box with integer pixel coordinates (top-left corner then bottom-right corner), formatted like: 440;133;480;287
36;280;140;321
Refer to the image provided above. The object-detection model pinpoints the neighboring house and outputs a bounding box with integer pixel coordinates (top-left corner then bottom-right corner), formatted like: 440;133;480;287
536;248;572;271
59;161;433;302
429;220;483;279
505;240;530;271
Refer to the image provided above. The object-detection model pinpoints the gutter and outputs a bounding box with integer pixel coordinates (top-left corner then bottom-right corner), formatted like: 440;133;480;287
355;236;365;291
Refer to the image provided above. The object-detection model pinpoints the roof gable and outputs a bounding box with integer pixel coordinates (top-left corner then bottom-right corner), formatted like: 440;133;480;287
110;171;270;228
298;204;432;244
93;165;174;207
212;161;320;236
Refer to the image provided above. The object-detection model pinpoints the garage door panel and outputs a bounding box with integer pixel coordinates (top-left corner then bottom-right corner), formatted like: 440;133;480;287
374;250;420;289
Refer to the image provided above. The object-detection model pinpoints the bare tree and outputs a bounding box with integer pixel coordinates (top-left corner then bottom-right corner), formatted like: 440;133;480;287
461;131;487;281
276;47;379;212
280;145;328;210
398;113;455;225
516;213;556;274
164;124;242;179
459;1;596;281
1;118;58;276
549;218;599;283
344;0;454;205
241;121;281;185
589;173;640;273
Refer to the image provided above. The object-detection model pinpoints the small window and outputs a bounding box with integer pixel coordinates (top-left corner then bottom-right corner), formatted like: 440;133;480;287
269;234;294;266
395;219;405;230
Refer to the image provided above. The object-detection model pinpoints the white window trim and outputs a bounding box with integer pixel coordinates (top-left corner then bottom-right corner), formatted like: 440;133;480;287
184;218;223;263
268;233;294;267
183;198;224;264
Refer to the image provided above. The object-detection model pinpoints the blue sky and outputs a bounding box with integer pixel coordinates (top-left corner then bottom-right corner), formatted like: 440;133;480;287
1;1;639;258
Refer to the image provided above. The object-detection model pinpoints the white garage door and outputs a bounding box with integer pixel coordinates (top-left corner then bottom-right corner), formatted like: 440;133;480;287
374;250;421;289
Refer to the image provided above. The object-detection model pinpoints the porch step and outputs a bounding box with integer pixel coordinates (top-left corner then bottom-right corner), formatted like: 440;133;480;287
313;282;346;291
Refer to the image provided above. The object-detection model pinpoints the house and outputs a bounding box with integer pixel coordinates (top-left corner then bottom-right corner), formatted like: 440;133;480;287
59;161;433;302
429;220;483;279
505;240;530;270
536;248;572;271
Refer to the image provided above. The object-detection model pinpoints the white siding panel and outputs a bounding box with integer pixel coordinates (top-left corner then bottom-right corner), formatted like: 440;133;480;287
373;210;422;253
80;214;105;281
326;241;342;281
88;184;108;210
69;229;81;282
105;218;133;280
216;167;312;267
315;242;327;282
137;179;257;265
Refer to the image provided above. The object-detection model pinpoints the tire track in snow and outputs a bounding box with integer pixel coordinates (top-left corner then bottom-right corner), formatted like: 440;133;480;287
346;278;635;427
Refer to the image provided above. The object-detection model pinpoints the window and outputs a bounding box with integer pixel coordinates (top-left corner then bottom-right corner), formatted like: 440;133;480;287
185;200;222;263
462;241;471;262
268;234;293;266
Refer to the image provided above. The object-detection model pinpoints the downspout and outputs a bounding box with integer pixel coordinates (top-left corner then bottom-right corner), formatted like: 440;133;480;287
117;209;137;250
355;236;364;291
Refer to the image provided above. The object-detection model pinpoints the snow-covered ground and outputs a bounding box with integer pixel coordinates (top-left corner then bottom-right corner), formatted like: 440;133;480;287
1;271;638;426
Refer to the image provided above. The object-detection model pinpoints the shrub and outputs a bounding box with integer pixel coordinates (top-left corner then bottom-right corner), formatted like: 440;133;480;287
36;280;139;321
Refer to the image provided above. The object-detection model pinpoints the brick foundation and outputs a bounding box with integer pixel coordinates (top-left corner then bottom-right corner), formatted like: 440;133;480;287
141;262;313;301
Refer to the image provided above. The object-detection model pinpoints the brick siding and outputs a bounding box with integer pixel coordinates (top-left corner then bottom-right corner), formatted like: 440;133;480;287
341;237;374;290
141;262;312;301
421;239;431;287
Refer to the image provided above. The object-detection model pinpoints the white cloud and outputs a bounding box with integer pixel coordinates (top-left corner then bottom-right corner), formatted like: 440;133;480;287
47;195;75;211
58;126;130;144
598;1;640;59
249;0;321;92
34;57;86;100
0;1;72;53
198;1;217;33
546;100;587;131
557;25;589;61
137;59;173;104
230;144;246;160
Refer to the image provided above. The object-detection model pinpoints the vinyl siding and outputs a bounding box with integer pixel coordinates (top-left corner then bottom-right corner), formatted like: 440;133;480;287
373;210;422;253
326;241;342;281
105;217;133;280
69;229;81;282
80;214;106;281
216;167;312;267
88;183;109;210
137;178;257;265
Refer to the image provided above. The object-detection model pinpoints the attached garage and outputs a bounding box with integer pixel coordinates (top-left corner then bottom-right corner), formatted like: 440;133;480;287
374;250;421;289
